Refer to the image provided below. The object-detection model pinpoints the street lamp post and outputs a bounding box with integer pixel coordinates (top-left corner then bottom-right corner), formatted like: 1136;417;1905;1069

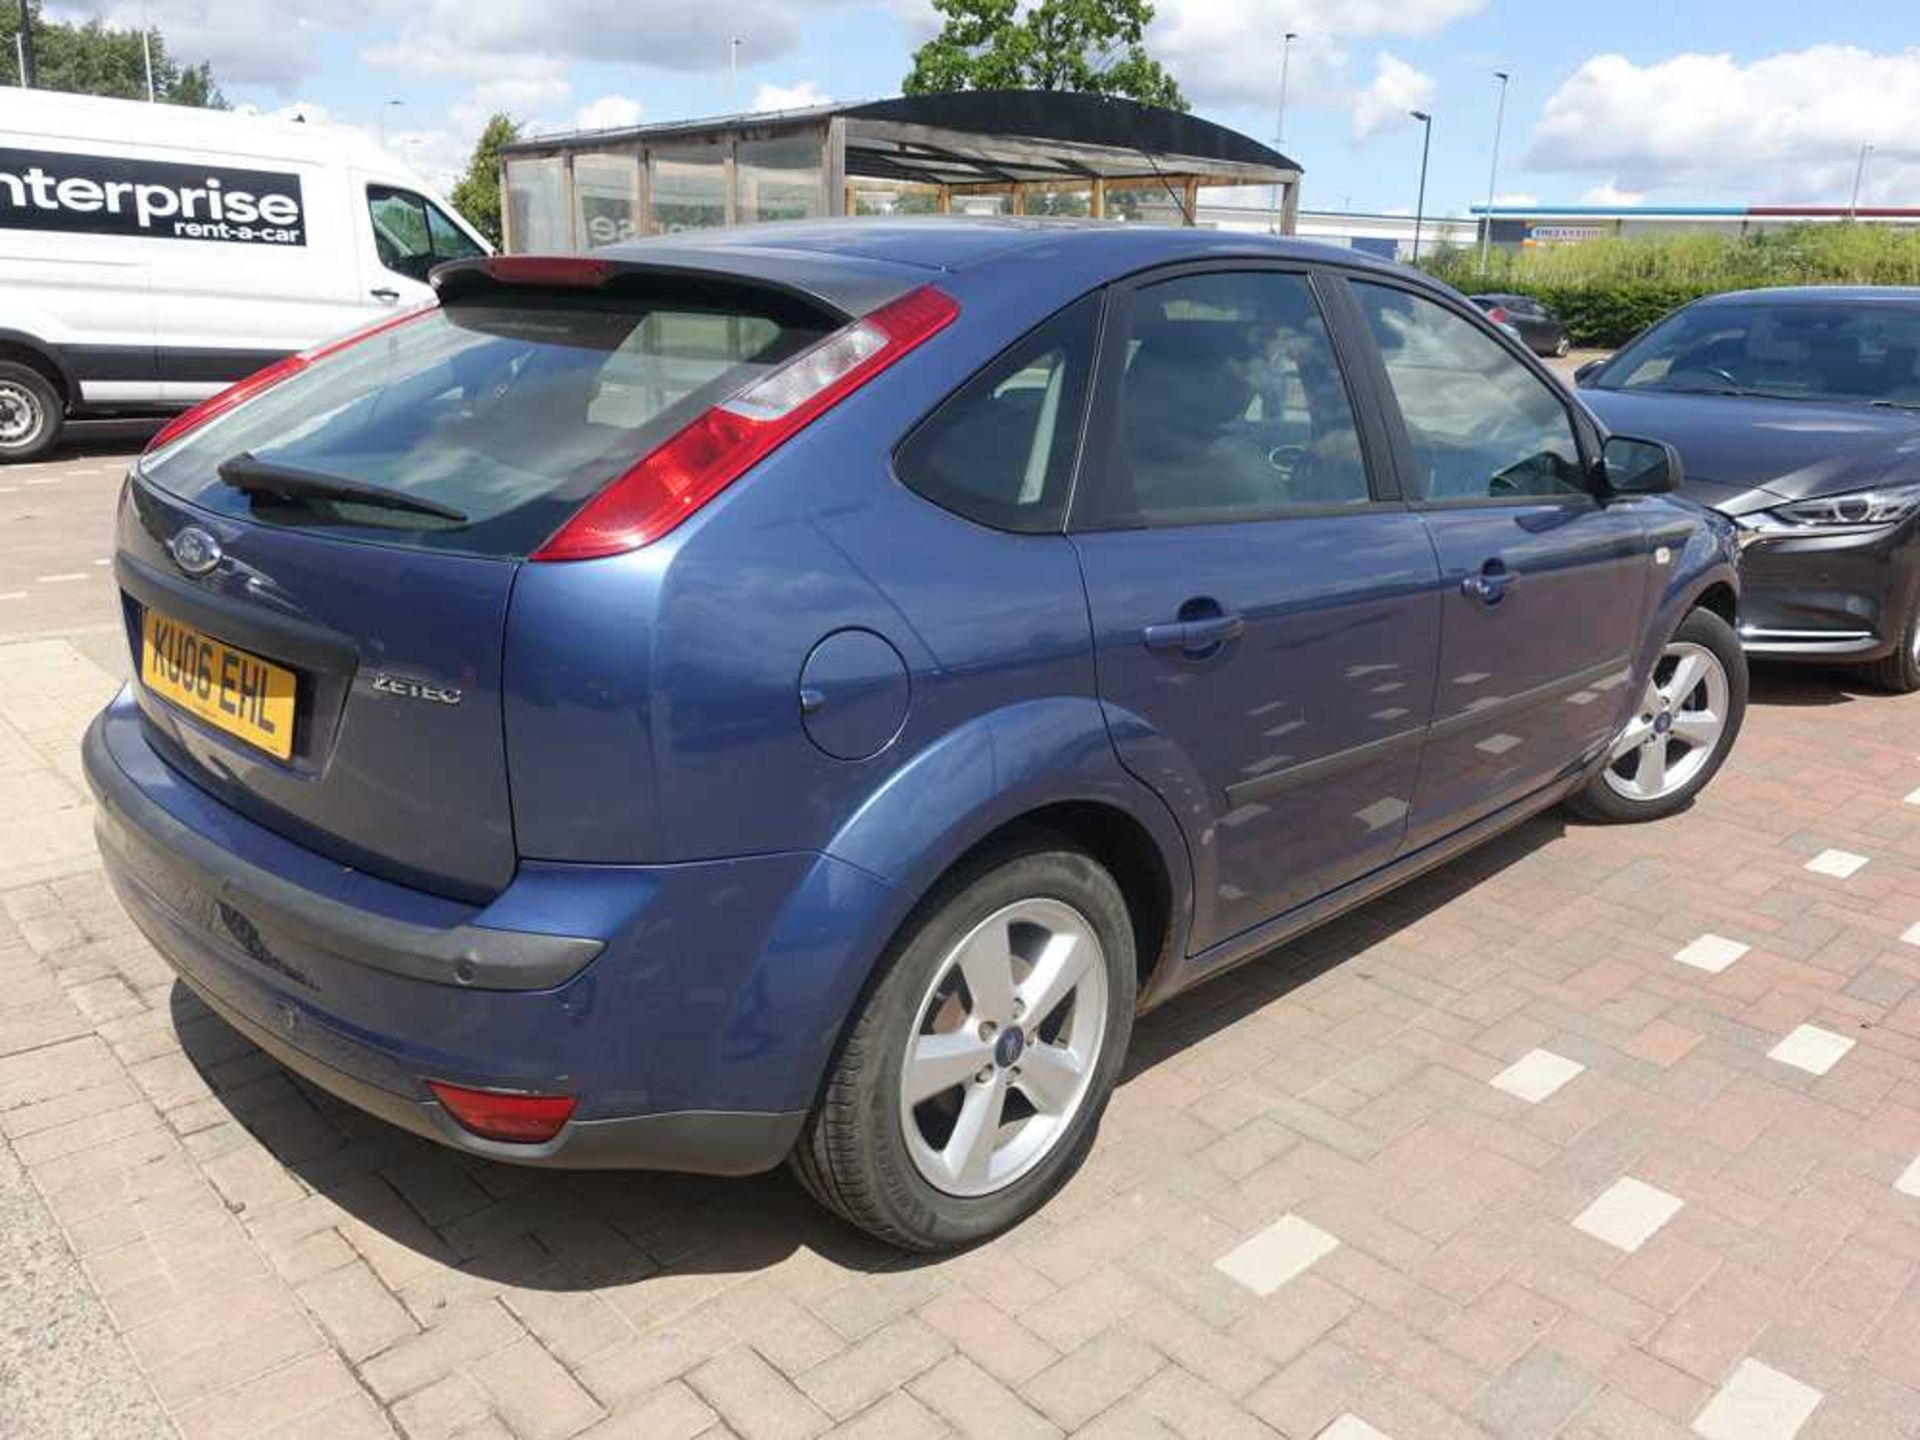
729;36;744;111
1409;109;1432;263
1271;30;1298;233
1850;144;1875;218
1478;71;1509;273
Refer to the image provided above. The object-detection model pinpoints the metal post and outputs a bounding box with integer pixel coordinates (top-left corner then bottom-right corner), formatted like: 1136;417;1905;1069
1410;110;1432;263
729;37;742;111
1271;31;1297;233
15;0;33;88
141;29;154;100
1850;144;1874;218
1478;71;1508;273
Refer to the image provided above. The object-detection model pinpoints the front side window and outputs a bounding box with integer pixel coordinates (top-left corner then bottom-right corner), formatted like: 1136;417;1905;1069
1088;269;1371;527
368;185;484;282
1354;282;1586;502
894;294;1099;533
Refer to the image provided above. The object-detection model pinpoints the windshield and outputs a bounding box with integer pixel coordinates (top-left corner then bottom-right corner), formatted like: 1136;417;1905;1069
141;290;833;558
1594;299;1920;406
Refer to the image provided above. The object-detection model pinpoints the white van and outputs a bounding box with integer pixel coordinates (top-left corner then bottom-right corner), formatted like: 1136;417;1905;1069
0;89;490;461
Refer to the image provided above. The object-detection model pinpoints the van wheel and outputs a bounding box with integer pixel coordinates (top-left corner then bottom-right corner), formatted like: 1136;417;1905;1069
1568;606;1746;823
0;362;61;464
791;837;1135;1252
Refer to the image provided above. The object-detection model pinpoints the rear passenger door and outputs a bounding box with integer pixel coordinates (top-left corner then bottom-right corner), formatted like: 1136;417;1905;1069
1340;278;1655;846
1069;265;1442;953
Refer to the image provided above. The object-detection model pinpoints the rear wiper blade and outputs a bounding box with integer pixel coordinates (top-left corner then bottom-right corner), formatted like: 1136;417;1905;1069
217;452;468;522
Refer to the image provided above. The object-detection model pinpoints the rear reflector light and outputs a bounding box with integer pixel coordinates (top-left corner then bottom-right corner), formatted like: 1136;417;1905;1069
1486;306;1510;325
530;284;960;562
144;306;433;455
428;1081;577;1143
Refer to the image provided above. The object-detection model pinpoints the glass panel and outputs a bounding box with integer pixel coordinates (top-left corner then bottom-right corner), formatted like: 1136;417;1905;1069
949;192;1011;217
649;143;728;233
736;133;822;223
425;202;485;262
1353;282;1586;502
1103;183;1176;223
1096;271;1371;527
850;183;941;216
573;152;641;248
366;186;433;281
1024;184;1091;217
895;296;1100;534
503;156;568;253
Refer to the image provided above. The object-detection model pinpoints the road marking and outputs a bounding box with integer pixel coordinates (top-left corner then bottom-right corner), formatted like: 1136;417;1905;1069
23;476;61;486
36;573;88;584
92;558;110;566
0;591;25;601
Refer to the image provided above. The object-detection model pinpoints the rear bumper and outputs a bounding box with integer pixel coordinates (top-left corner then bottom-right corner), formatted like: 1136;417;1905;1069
1735;520;1920;662
83;688;889;1173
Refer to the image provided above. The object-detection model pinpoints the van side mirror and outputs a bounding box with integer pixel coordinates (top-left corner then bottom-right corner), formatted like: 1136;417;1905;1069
1601;435;1682;496
1572;359;1604;386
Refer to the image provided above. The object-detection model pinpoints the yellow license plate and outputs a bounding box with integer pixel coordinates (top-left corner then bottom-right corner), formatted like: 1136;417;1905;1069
140;609;297;760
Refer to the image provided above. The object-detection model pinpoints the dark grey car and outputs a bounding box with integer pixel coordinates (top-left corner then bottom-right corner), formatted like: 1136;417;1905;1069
1578;286;1920;691
1470;293;1572;357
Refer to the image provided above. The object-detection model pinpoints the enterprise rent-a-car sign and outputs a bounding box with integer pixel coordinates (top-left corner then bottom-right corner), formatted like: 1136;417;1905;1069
0;147;305;246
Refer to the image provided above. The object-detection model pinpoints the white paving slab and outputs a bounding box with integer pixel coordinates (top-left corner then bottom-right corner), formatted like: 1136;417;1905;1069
1490;1049;1585;1104
1804;848;1869;879
1215;1213;1339;1296
1320;1417;1394;1440
1675;934;1749;974
1905;787;1920;806
1573;1176;1684;1253
1902;920;1920;948
1895;1155;1920;1198
1767;1024;1854;1076
1692;1358;1822;1440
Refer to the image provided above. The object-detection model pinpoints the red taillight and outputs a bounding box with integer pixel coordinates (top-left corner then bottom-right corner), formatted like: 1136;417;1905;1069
530;284;961;562
144;306;433;455
1486;306;1510;325
428;1081;577;1143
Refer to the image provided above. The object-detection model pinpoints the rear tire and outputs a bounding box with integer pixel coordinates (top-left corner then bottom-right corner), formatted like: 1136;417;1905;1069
1553;335;1572;358
791;836;1135;1252
1568;606;1746;823
0;361;61;464
1866;596;1920;694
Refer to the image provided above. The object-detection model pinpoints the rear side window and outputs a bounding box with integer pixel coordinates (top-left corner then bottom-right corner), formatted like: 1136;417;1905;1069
140;290;834;557
893;294;1099;533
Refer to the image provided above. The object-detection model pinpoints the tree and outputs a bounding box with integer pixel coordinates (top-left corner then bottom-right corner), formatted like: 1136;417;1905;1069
450;114;521;249
904;0;1186;111
2;3;227;107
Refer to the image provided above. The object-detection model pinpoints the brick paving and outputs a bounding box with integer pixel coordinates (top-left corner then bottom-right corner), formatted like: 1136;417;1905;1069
4;446;1920;1438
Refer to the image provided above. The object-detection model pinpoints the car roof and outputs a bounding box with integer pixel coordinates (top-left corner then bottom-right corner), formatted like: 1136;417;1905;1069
1696;285;1920;306
593;217;1408;295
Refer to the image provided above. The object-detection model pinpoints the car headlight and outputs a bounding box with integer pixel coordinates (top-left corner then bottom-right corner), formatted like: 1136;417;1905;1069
1743;480;1920;538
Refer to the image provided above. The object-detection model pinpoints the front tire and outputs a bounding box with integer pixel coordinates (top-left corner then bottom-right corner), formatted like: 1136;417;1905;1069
1568;606;1746;823
791;837;1136;1252
0;361;61;464
1866;595;1920;694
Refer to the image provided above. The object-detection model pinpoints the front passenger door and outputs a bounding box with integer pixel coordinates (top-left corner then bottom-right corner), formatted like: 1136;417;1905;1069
1345;280;1655;847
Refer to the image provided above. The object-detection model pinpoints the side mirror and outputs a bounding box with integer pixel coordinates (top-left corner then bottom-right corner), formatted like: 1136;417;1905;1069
1573;359;1603;386
1601;434;1682;496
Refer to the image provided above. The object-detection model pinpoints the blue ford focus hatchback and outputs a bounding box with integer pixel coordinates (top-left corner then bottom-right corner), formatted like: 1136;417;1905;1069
87;221;1746;1249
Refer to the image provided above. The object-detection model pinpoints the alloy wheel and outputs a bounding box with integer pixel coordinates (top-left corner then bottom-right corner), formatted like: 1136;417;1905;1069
1602;640;1730;803
898;897;1109;1198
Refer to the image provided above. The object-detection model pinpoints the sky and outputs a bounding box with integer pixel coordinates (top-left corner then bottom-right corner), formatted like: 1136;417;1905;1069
38;0;1920;217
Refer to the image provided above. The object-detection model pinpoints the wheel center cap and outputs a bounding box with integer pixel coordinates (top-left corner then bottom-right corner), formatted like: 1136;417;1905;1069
1653;712;1673;736
994;1027;1026;1068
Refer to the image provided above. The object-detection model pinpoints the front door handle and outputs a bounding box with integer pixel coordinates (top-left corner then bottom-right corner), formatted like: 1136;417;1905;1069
1461;559;1516;605
1142;613;1245;656
370;287;401;302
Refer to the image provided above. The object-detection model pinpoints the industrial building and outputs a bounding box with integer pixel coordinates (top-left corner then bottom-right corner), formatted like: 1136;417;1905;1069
1473;203;1920;250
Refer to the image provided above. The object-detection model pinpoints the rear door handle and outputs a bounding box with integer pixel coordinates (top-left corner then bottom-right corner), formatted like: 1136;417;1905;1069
1461;559;1516;605
370;287;401;302
1142;613;1245;655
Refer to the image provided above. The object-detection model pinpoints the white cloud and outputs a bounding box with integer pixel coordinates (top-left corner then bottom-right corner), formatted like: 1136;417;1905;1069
1528;47;1920;203
1492;190;1538;206
1579;180;1646;207
1151;0;1484;111
573;95;646;132
752;80;830;112
1352;53;1435;143
48;1;380;90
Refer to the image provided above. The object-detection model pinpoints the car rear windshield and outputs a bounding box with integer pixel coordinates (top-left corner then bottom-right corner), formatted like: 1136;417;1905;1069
1594;300;1920;407
140;287;836;557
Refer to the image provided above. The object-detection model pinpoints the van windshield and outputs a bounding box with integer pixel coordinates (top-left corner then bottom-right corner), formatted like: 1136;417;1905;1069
140;291;833;558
